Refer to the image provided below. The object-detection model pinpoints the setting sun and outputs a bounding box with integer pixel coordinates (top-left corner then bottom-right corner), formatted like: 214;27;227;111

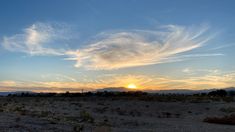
127;84;137;89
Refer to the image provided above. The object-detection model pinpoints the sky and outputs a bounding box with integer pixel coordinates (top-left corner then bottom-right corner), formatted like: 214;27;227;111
0;0;235;92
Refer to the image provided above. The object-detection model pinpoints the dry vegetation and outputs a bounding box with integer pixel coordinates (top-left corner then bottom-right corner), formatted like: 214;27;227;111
204;114;235;125
0;90;234;131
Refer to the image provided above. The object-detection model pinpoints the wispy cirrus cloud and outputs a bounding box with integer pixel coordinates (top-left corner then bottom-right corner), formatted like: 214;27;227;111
2;22;70;55
66;25;214;70
0;80;17;87
41;74;77;82
0;71;235;92
2;23;220;70
182;67;219;75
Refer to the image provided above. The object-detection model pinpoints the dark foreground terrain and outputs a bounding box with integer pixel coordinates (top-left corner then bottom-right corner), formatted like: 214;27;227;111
0;91;235;132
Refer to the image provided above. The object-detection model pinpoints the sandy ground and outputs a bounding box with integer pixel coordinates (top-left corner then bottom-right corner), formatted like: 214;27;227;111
0;97;234;132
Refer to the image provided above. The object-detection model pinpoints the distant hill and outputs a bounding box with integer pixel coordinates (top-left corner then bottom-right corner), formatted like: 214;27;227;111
0;92;15;96
96;87;235;94
97;87;137;92
0;87;234;96
154;87;235;94
0;91;34;96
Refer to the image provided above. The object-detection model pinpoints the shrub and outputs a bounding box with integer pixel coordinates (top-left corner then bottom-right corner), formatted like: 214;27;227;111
40;111;51;117
220;107;235;113
94;126;112;132
222;97;234;102
15;117;21;122
203;114;235;125
80;110;94;123
73;124;84;132
208;90;227;97
228;90;235;96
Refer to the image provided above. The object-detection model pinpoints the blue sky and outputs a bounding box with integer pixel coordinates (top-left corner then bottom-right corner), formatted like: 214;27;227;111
0;0;235;92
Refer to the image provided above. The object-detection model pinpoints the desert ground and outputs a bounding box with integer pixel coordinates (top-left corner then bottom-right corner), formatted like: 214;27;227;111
0;94;235;132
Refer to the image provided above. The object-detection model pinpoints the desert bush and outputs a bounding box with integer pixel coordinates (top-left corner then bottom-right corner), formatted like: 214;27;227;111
205;107;210;110
115;107;126;116
0;105;4;112
12;106;27;115
222;97;234;102
94;126;112;132
158;112;172;118
94;107;108;114
203;114;235;125
40;111;51;117
188;111;192;114
17;109;27;115
71;102;82;107
80;110;94;123
73;124;84;132
13;106;23;112
129;110;141;117
228;90;235;96
174;113;181;118
220;107;235;113
15;117;21;122
208;90;227;97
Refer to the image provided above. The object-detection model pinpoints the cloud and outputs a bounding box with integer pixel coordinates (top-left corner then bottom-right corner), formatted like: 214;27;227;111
2;22;69;55
0;74;155;92
2;23;217;70
41;74;77;82
0;81;17;87
0;70;235;92
182;68;219;75
182;68;192;73
66;25;212;70
179;72;235;89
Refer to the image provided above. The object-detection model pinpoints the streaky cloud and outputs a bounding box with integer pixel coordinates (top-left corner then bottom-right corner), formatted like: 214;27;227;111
1;71;235;92
66;25;213;70
2;22;69;55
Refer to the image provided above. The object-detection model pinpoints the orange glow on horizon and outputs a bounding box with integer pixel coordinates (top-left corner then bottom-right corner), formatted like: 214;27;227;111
127;83;137;89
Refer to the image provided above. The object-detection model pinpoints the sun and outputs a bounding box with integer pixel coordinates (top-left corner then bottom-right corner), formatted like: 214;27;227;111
127;83;137;89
